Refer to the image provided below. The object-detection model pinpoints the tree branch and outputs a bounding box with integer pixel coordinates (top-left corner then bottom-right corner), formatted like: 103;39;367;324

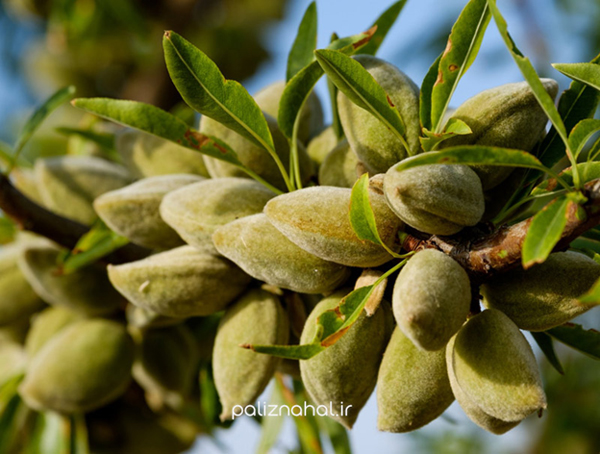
401;178;600;283
0;174;150;264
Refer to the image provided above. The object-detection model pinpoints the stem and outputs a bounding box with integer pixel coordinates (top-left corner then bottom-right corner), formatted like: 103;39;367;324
240;167;284;195
0;174;150;263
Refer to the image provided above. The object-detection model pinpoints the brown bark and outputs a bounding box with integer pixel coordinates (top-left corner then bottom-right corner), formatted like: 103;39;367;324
0;174;150;264
400;178;600;284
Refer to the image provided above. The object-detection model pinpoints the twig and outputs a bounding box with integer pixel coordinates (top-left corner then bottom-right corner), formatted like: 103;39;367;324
0;174;150;264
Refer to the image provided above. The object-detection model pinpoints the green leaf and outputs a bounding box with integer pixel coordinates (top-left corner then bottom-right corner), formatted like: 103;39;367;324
327;33;343;140
393;146;550;173
539;54;600;168
420;118;472;151
532;162;600;194
256;383;287;454
553;62;600;92
547;323;600;360
71;414;89;454
531;331;564;375
522;196;570;268
278;27;377;140
57;219;130;274
162;31;295;191
315;49;409;152
420;54;442;131
577;273;600;305
431;0;491;133
12;86;76;164
318;417;352;454
72;98;281;193
568;118;600;160
26;410;71;454
487;0;569;151
287;2;318;82
349;174;385;246
0;215;17;245
358;0;407;56
55;127;115;152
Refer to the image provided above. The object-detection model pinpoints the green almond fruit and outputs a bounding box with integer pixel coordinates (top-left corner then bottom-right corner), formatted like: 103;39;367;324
481;251;600;331
116;128;210;179
132;324;199;406
300;291;391;429
377;327;454;432
448;309;546;428
306;125;339;166
11;168;44;204
212;213;350;294
318;140;361;188
0;243;45;326
384;161;485;235
213;288;289;420
441;79;558;190
160;177;277;254
446;332;520;435
393;249;471;351
254;80;324;144
265;186;402;267
19;319;134;414
200;113;314;191
108;246;251;318
338;55;420;174
94;174;203;249
18;244;123;316
34;155;132;224
24;306;81;357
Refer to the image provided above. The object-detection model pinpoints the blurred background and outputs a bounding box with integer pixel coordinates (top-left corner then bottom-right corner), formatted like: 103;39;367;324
1;0;599;452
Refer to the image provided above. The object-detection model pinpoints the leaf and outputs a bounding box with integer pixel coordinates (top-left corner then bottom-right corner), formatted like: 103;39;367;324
568;118;600;160
553;62;600;92
393;146;549;173
278;27;377;140
13;86;76;160
70;414;89;454
318;417;352;454
577;274;600;305
547;323;600;360
521;196;570;268
358;0;407;56
487;0;569;148
57;220;129;274
420;118;472;151
256;383;287;454
315;49;408;151
349;174;399;260
287;2;318;82
0;215;17;245
26;410;71;454
531;331;564;375
71;98;287;193
55;127;116;152
420;54;442;131
430;0;491;133
162;32;294;191
539;53;600;168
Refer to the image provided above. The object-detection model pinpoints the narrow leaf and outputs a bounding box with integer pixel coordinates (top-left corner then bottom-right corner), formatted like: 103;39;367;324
55;127;115;152
13;86;76;158
278;27;377;140
163;31;276;154
568;118;600;159
539;54;600;168
420;118;472;151
531;331;564;375
256;383;287;454
0;215;17;245
431;0;491;132
318;417;352;454
359;0;407;56
553;62;600;92
57;220;129;274
393;146;549;173
287;2;318;82
522;196;570;268
577;275;600;305
420;54;442;131
349;173;386;246
72;98;243;168
315;49;408;150
487;0;568;147
547;323;600;360
328;32;344;140
71;414;89;454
